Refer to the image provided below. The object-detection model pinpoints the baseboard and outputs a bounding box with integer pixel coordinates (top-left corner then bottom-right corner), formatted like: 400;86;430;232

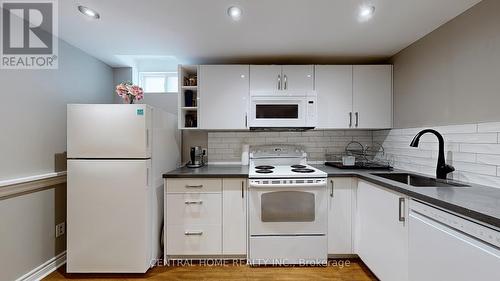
16;251;66;281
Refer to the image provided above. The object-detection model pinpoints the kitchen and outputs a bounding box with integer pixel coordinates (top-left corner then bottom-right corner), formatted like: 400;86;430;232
1;0;500;280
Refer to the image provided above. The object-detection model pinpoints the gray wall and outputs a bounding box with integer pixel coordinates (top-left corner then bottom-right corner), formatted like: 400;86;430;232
0;39;113;280
0;40;114;181
391;0;500;128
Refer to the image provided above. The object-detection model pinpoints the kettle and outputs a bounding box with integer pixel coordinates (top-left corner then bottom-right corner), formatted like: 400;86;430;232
186;146;205;168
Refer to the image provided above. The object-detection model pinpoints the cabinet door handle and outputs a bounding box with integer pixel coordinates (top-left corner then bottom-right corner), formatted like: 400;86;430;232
278;75;281;90
185;184;203;188
349;112;353;128
330;179;334;198
355;112;359;127
185;231;203;236
399;197;406;222
241;181;245;198
284;75;288;90
185;200;203;205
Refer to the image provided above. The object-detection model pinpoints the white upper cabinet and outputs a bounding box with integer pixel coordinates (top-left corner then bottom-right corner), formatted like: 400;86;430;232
315;65;353;129
199;65;249;130
327;177;353;255
281;65;314;91
250;65;314;92
249;65;282;92
355;180;408;281
353;65;393;129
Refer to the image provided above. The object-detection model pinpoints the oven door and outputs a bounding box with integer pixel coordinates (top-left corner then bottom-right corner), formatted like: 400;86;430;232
249;96;308;128
248;179;327;236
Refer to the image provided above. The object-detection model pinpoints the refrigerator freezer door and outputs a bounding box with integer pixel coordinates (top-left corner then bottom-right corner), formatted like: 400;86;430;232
67;159;153;273
67;104;152;159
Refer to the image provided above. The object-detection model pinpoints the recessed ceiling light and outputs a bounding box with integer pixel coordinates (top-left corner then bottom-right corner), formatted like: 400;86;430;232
227;6;242;21
358;5;375;22
78;5;100;19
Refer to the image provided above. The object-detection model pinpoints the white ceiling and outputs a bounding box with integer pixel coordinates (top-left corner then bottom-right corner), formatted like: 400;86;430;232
58;0;482;67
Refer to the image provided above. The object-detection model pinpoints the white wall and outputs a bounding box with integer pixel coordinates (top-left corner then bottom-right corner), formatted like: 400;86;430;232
0;39;114;181
0;39;113;281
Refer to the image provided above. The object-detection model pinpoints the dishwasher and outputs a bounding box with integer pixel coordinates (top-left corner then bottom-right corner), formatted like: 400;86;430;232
409;199;500;281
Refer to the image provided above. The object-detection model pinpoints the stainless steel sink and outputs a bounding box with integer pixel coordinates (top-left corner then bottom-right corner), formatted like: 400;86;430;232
371;173;470;188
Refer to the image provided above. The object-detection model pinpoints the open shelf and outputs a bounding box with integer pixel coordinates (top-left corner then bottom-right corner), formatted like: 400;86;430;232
178;65;200;129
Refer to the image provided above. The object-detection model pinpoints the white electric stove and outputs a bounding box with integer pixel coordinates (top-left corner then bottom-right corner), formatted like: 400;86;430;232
247;145;328;265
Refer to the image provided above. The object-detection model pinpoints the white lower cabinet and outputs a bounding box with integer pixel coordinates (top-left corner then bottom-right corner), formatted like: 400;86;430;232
165;178;223;256
222;179;247;255
165;177;247;257
327;177;353;255
355;180;409;281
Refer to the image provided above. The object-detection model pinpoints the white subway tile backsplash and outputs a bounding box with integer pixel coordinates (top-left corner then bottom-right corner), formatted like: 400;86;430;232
453;162;497;176
445;133;498;143
431;151;476;163
207;130;373;163
477;122;500;133
377;121;500;188
206;121;500;188
460;144;500;154
476;154;500;166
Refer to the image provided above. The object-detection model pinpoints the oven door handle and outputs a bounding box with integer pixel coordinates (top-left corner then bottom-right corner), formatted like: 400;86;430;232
249;182;326;188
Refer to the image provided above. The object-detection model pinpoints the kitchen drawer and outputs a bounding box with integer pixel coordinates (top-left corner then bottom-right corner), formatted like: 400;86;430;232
166;224;222;255
167;193;222;225
166;178;222;193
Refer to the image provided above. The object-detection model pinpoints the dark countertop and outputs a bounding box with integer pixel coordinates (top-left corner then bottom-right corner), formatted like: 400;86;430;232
163;165;249;178
163;164;500;228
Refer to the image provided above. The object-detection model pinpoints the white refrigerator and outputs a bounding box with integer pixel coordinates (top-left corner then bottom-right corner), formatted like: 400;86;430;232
66;104;180;273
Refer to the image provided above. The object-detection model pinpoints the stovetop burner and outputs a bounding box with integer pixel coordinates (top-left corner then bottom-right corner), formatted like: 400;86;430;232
255;169;274;174
255;165;275;170
291;168;315;173
291;164;307;169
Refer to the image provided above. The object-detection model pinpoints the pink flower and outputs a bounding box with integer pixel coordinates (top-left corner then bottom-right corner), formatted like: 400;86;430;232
115;82;143;103
115;84;128;97
130;85;144;97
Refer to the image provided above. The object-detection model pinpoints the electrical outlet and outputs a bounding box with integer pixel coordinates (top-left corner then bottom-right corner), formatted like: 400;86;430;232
55;222;65;238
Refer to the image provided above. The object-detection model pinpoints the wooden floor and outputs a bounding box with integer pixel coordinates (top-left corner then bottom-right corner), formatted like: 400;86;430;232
44;259;377;281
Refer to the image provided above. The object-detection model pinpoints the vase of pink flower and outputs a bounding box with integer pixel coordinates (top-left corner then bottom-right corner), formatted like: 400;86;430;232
115;81;144;104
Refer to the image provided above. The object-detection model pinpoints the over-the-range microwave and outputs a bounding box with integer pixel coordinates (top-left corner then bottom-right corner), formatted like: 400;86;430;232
248;91;317;130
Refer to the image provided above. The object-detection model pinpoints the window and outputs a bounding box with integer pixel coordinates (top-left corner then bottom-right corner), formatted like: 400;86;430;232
139;72;178;93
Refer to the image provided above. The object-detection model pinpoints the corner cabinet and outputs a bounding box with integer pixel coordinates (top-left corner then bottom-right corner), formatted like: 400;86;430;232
164;177;247;259
199;65;249;130
355;180;408;281
315;65;393;129
327;177;354;255
352;65;393;129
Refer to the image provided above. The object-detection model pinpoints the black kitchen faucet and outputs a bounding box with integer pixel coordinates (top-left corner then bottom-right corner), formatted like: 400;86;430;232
410;129;455;180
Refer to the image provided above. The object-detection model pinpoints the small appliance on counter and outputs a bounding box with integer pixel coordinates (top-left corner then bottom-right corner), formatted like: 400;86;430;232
325;141;392;170
186;146;205;168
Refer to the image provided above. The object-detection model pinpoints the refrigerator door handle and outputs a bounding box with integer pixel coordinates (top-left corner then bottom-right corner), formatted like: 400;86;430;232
146;129;150;149
146;168;150;187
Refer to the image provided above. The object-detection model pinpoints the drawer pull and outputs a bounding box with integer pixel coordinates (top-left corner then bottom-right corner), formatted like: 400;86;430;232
185;184;203;188
184;231;203;236
185;200;203;205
